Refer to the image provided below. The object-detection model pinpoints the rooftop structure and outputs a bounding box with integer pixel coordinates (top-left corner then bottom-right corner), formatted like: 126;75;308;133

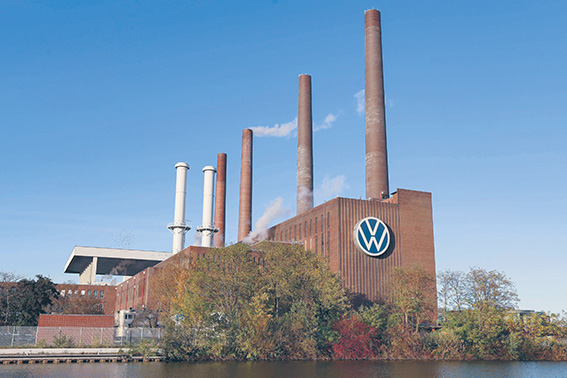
64;246;171;284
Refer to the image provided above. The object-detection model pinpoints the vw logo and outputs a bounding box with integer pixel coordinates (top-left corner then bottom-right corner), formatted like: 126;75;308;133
353;217;390;257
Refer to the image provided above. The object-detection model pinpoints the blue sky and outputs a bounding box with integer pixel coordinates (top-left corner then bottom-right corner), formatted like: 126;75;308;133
1;1;566;312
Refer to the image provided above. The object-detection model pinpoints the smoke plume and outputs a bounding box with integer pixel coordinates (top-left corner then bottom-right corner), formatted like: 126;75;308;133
314;112;338;132
355;89;365;116
243;197;291;244
250;118;297;137
193;232;202;246
314;174;349;204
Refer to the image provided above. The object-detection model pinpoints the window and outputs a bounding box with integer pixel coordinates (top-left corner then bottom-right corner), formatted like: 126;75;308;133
299;224;302;239
74;290;79;297
87;290;91;297
315;236;318;253
294;225;297;240
315;218;318;234
94;291;98;298
327;231;331;254
100;290;105;299
309;219;312;236
67;290;72;297
327;212;330;229
60;290;66;297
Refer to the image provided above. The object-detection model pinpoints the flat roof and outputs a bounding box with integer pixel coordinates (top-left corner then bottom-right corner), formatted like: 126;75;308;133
64;246;171;276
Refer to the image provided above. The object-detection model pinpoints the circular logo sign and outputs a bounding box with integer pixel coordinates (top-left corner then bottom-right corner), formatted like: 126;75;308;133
353;217;391;257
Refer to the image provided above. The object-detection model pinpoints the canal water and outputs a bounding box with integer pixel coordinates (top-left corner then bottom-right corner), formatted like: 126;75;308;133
2;360;567;378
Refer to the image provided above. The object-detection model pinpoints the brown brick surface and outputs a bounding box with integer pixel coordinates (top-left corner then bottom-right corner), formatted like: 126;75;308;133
38;314;114;328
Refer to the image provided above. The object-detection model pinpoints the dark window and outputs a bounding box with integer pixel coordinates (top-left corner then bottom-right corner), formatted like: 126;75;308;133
299;224;302;239
94;290;98;298
315;236;318;253
100;290;105;299
315;218;318;234
327;212;330;229
310;219;312;236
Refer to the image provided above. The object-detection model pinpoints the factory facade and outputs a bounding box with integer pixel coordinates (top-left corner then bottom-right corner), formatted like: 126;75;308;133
60;9;437;322
266;190;435;302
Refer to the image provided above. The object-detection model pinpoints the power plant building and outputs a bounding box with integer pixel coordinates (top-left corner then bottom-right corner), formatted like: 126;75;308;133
61;9;437;319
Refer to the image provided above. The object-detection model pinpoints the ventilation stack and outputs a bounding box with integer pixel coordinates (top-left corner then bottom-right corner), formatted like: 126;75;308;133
297;74;314;214
238;129;253;241
168;162;190;254
365;9;390;199
197;166;217;247
213;153;227;248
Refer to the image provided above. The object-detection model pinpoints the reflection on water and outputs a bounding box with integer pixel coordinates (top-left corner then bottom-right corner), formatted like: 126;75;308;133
2;360;567;378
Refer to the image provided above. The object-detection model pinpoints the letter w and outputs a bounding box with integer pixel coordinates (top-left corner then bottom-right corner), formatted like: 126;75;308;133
360;220;386;252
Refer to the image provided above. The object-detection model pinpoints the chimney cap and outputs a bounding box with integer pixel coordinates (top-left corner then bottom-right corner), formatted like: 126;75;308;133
202;165;216;172
175;162;189;169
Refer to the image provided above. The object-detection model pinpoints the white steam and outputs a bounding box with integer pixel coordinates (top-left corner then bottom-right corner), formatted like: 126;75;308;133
314;112;338;132
314;174;349;203
243;197;291;244
250;118;297;137
193;232;202;246
355;89;365;116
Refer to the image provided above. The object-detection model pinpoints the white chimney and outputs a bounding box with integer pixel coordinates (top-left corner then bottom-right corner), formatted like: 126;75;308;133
168;162;190;253
197;165;217;247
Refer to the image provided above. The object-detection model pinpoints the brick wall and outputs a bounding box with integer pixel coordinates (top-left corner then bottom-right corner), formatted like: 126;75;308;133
38;314;114;328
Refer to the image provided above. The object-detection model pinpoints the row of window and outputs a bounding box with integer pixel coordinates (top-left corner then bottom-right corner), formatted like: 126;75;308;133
60;289;105;299
276;212;331;242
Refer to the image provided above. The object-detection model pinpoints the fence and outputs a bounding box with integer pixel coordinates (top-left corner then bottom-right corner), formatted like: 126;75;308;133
0;326;162;347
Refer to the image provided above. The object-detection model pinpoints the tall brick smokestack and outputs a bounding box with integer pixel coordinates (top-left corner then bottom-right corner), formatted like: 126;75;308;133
365;9;390;199
213;153;227;247
238;129;253;241
297;74;314;214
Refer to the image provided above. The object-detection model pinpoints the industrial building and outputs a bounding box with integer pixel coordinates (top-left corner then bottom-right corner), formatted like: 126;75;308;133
61;9;436;318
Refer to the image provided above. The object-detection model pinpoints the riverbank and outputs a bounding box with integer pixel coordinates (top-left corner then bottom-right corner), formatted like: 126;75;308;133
0;347;163;365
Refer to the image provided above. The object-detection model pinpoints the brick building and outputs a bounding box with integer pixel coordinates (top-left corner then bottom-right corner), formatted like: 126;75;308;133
266;189;436;302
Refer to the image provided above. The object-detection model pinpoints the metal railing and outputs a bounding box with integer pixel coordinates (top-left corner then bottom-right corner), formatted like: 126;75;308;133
0;326;162;347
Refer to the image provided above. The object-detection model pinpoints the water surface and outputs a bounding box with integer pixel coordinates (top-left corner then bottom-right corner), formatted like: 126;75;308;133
2;360;567;378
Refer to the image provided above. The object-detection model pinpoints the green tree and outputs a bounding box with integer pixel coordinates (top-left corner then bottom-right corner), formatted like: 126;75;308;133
14;275;59;326
0;271;24;325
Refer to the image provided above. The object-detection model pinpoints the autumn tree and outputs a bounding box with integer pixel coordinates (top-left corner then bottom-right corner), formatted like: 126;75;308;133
464;267;519;326
157;242;349;360
388;265;437;332
437;267;520;359
437;269;466;316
